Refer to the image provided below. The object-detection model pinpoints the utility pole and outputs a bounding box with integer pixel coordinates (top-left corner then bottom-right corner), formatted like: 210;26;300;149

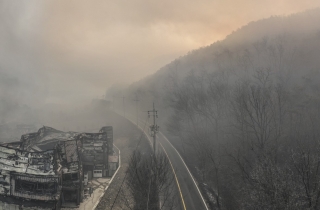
147;103;159;209
133;97;139;126
148;103;159;153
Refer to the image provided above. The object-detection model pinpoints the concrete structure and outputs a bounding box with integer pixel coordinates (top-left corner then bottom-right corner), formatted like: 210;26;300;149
78;126;115;179
56;140;83;208
107;155;119;177
0;146;60;209
78;132;108;179
0;126;117;210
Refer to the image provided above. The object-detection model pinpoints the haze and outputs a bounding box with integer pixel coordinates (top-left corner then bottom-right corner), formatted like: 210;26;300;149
2;2;320;209
1;0;320;105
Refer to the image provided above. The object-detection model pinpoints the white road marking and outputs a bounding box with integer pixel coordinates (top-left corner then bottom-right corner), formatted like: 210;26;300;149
92;144;121;210
159;132;209;210
124;112;209;210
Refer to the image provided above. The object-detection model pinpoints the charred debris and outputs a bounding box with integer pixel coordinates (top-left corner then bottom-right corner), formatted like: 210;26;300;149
0;126;118;209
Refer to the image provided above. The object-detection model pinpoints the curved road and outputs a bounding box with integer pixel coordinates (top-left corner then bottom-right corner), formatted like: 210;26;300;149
124;113;209;210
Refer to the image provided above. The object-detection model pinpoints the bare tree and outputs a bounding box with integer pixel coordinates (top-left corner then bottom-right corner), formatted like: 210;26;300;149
121;150;178;210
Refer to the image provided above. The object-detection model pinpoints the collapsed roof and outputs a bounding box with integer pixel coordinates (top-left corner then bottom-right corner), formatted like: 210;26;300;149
0;146;55;175
20;126;112;152
20;126;79;151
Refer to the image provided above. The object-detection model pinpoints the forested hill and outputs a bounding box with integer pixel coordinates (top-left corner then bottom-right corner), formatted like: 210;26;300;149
108;7;320;107
108;8;320;209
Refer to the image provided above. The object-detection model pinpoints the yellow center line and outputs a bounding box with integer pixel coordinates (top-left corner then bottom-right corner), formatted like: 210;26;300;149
130;115;186;210
159;142;187;210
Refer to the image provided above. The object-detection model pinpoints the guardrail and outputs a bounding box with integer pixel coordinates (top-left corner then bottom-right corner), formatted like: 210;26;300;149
92;144;121;210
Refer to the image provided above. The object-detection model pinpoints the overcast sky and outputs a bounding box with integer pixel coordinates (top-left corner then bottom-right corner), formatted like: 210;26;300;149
1;0;320;104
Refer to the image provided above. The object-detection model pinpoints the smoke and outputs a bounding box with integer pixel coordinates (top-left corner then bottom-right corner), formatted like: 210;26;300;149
0;0;320;125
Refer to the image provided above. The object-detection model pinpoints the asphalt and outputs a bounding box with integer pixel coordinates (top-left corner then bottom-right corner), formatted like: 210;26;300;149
125;113;209;210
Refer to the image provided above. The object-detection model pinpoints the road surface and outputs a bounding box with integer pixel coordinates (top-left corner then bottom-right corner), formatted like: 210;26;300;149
124;112;209;210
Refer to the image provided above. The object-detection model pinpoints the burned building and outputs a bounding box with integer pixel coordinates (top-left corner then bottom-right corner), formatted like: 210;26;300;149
78;126;114;179
0;146;60;210
78;132;108;178
0;141;22;149
19;126;115;179
20;126;78;151
99;126;116;176
99;126;113;154
0;125;117;209
56;140;83;207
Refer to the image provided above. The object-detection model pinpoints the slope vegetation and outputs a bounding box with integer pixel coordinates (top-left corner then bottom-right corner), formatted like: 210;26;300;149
108;8;320;209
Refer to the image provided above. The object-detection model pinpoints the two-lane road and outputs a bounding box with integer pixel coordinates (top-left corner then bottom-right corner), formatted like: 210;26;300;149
123;112;209;210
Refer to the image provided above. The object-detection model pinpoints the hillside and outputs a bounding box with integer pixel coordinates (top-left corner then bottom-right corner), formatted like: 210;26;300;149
108;7;320;109
107;8;320;209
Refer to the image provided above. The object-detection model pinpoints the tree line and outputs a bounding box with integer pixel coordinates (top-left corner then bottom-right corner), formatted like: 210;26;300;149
165;38;320;209
106;9;320;209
